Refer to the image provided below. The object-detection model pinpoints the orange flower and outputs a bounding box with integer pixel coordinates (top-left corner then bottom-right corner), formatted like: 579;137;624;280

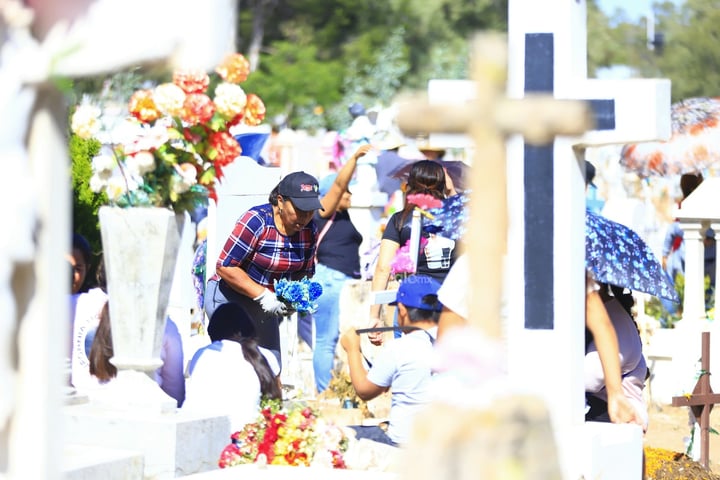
128;90;159;123
173;69;210;94
210;131;242;168
215;53;250;83
182;93;215;126
243;94;266;126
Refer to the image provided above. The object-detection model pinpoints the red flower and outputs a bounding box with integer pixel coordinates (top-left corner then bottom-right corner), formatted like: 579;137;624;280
243;94;266;126
218;444;241;468
173;69;210;94
182;93;215;126
210;131;242;167
128;89;159;123
216;53;250;84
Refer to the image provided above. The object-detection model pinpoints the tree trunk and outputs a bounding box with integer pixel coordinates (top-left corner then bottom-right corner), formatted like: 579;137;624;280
247;0;278;72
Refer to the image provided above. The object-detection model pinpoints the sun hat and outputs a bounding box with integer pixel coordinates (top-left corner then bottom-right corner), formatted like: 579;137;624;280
278;171;323;211
373;131;406;151
318;173;356;197
389;275;443;312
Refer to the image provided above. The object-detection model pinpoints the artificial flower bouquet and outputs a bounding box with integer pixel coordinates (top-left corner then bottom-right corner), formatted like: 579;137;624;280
218;399;349;469
274;277;323;314
389;193;441;278
70;53;266;214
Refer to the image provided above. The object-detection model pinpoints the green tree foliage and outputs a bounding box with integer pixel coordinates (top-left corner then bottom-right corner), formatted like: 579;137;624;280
653;0;720;100
587;0;720;102
69;134;104;257
242;0;507;128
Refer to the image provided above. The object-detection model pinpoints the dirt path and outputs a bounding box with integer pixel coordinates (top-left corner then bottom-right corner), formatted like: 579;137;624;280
645;403;720;472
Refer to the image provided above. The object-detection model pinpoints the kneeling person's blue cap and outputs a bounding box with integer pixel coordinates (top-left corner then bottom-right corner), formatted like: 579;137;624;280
389;275;443;312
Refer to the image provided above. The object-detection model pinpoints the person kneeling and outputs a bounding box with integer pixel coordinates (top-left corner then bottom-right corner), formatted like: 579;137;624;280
340;275;441;447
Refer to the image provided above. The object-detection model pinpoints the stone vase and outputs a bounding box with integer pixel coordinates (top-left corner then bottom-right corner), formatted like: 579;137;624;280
97;206;185;412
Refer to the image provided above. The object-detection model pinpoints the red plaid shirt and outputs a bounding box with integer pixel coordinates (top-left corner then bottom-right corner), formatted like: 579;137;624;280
213;204;317;289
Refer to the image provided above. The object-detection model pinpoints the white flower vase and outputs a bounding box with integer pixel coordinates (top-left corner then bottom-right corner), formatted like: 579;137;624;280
94;206;185;413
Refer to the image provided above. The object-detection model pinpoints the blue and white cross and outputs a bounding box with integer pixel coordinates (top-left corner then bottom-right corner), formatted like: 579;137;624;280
505;0;670;478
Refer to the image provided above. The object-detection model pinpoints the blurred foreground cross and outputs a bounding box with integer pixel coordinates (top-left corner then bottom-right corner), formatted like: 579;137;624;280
396;33;594;339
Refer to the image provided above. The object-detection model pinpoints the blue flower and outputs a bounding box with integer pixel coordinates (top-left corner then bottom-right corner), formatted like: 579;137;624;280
274;276;323;313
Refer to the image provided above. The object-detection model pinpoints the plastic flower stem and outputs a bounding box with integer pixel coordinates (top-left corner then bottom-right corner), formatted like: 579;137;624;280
113;146;136;207
414;206;435;220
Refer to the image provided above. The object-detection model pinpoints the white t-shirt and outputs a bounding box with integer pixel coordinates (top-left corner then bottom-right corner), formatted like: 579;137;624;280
70;288;108;393
366;327;437;445
437;254;468;319
183;340;279;431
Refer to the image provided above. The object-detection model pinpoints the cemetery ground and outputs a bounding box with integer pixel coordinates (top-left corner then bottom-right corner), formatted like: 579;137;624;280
644;403;720;479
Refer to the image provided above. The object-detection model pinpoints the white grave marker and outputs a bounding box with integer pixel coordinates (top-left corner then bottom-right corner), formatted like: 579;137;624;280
505;0;670;478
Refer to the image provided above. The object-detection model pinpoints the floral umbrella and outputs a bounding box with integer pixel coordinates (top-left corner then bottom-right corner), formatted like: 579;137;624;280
620;97;720;176
586;210;679;302
422;192;470;241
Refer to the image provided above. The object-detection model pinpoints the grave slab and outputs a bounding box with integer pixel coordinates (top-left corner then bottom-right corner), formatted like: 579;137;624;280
63;443;144;480
178;464;398;480
64;404;230;479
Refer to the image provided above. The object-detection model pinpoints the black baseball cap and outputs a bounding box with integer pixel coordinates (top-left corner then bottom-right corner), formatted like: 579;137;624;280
278;171;323;211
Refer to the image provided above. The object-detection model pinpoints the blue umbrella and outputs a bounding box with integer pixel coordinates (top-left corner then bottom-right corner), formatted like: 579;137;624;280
423;193;470;241
586;210;679;302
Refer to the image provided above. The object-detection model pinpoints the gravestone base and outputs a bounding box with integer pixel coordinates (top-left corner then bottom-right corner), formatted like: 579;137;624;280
63;443;144;480
64;403;231;479
400;395;562;480
579;421;643;479
178;464;398;479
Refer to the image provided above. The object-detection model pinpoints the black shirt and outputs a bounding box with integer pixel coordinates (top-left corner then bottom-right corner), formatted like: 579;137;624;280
314;210;363;278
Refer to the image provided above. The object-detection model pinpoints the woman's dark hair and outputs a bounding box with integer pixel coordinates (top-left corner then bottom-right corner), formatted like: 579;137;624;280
397;160;447;228
268;186;280;205
680;173;703;200
208;303;281;400
73;233;92;265
95;257;106;291
89;302;117;382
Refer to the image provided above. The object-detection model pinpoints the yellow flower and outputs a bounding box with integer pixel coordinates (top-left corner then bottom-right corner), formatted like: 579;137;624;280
153;83;186;117
71;104;102;139
214;82;247;118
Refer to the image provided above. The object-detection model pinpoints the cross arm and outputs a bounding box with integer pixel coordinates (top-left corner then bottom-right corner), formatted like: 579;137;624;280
671;394;720;408
396;96;593;145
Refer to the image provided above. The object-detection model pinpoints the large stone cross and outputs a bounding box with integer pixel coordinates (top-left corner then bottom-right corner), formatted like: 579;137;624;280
398;2;670;477
397;33;593;339
672;331;720;469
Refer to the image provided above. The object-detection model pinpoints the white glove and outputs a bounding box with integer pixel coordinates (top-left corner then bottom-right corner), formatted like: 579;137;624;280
253;288;289;316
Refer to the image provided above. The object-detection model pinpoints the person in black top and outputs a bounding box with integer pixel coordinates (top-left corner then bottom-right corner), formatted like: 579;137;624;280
311;170;365;393
368;160;459;342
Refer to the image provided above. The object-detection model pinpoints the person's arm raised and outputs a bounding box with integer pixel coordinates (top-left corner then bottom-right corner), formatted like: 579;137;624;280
318;144;372;218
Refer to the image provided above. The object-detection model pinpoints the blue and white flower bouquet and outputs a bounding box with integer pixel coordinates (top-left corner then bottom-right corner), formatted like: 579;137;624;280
274;277;323;314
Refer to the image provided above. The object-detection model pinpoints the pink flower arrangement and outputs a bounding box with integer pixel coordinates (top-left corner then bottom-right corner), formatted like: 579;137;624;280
218;400;349;469
406;193;443;211
70;53;266;214
390;237;428;277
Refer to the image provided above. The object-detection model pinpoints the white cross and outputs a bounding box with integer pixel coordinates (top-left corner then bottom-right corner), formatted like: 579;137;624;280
504;1;670;478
